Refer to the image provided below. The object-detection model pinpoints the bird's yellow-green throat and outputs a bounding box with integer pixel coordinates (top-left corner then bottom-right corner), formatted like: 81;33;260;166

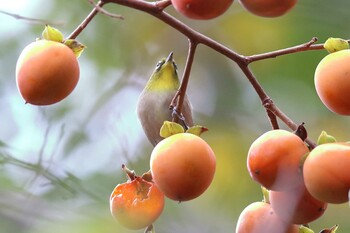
144;52;180;92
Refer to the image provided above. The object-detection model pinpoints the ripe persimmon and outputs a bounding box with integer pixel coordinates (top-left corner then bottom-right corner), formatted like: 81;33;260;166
236;202;299;233
314;49;350;115
150;133;216;201
110;176;165;230
171;0;233;20
16;39;79;105
247;129;309;191
303;143;350;204
270;184;327;224
239;0;297;17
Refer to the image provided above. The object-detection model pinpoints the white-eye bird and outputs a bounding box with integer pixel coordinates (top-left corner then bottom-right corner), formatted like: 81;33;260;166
137;52;193;146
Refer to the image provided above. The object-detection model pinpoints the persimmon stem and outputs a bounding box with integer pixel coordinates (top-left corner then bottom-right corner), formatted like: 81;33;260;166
266;109;279;130
88;0;124;19
144;224;155;233
121;164;136;180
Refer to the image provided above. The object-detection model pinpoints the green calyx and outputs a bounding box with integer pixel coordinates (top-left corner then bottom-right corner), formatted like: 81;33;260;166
159;121;208;138
317;131;337;145
298;225;314;233
42;25;64;42
324;37;349;53
63;39;86;58
40;25;86;58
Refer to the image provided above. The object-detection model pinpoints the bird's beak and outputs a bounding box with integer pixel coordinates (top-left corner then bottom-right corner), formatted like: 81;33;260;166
166;51;174;63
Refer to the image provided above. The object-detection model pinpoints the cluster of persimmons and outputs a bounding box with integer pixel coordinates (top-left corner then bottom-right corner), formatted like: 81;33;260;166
14;0;350;232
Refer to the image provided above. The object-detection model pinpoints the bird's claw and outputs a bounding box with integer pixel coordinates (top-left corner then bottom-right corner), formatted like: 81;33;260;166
170;106;189;130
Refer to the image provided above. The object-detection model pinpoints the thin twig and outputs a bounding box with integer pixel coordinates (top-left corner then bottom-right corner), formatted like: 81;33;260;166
0;9;64;25
246;37;321;63
88;0;124;19
266;109;279;130
154;0;172;11
67;0;106;39
70;0;328;145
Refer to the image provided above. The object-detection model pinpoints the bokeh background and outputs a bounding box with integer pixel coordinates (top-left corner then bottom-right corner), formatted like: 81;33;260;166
1;0;350;232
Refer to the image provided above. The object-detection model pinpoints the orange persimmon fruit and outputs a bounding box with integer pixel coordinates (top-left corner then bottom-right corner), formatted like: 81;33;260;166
150;133;216;201
16;39;79;105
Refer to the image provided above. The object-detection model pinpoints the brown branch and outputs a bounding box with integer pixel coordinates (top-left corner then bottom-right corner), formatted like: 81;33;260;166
67;0;106;39
266;109;279;130
246;37;322;63
88;0;124;19
102;0;245;64
70;0;327;146
154;0;172;10
264;98;317;149
172;40;197;123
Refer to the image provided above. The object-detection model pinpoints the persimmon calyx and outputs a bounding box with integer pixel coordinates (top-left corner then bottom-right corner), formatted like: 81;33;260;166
40;25;86;58
319;225;339;233
64;39;86;58
160;121;208;138
317;131;337;145
324;37;349;53
261;186;270;204
298;225;314;233
186;125;208;136
42;24;64;42
160;121;185;138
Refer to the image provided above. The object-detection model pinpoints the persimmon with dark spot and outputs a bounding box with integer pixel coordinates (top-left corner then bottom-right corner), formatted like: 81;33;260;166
247;129;309;191
235;201;299;233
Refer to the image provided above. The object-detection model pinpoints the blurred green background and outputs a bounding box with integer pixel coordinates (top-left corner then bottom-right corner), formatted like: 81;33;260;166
1;0;350;232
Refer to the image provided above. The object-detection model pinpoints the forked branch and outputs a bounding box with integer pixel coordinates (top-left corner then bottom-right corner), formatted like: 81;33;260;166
68;0;332;146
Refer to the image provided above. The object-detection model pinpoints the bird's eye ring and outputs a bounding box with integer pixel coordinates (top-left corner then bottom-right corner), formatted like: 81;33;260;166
155;60;165;71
